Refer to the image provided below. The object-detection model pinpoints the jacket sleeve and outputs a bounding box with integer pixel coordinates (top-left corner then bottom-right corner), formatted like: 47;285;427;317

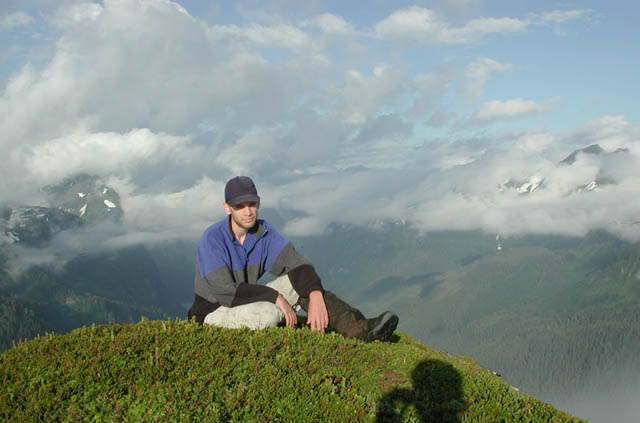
266;226;324;298
287;263;324;298
195;263;279;307
195;233;278;308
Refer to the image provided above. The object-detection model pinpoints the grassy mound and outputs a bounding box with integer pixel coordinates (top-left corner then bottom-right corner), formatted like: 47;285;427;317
0;320;584;422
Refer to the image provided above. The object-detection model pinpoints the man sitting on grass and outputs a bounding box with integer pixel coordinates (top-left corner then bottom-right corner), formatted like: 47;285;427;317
188;176;398;342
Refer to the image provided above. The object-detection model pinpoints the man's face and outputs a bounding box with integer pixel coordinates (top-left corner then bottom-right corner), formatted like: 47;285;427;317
224;201;259;231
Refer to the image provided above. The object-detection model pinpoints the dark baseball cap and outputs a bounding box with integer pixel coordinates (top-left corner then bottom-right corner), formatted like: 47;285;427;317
224;176;260;207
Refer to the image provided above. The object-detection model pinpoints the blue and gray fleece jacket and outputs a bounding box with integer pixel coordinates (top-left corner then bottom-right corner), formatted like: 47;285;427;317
187;217;323;324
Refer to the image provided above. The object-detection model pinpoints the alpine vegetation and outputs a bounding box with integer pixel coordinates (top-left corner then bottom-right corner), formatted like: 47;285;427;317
0;320;585;422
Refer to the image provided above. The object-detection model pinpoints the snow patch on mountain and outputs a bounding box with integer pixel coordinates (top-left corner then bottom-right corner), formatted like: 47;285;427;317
0;206;85;247
43;174;123;223
498;144;628;197
1;230;20;244
578;180;598;193
498;175;544;194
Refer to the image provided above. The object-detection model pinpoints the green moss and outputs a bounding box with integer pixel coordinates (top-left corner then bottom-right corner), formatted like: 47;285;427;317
0;321;584;422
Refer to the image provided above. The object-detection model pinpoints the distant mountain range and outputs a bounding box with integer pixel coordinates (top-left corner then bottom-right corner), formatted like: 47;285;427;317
498;143;629;195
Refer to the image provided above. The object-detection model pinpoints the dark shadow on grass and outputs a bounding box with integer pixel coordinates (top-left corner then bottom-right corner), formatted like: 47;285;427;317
376;359;465;423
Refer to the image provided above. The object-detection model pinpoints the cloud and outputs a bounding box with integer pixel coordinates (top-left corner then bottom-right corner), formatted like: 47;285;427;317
112;176;225;242
209;23;311;48
54;2;103;27
22;128;204;183
0;0;321;149
300;13;355;35
374;6;590;45
442;0;476;7
405;139;640;241
374;7;454;44
353;114;413;144
4;222;128;275
556;367;640;423
455;16;527;38
273;168;422;236
407;65;459;121
468;98;560;125
1;0;639;256
568;115;640;151
533;9;593;24
214;129;290;177
462;58;518;102
341;65;409;126
374;6;527;44
0;11;33;30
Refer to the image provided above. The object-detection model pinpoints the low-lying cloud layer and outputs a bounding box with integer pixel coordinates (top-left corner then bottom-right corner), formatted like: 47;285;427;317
1;0;639;249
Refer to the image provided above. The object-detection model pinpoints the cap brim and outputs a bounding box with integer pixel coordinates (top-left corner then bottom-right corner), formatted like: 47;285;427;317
227;194;260;207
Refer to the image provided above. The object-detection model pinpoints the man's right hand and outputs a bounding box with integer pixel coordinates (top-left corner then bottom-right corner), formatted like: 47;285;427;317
275;294;297;328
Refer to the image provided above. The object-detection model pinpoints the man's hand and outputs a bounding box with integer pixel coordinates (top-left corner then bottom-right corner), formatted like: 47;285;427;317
307;290;329;332
275;294;297;328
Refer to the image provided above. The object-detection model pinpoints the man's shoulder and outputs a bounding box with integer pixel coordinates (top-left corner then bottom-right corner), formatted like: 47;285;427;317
200;218;230;243
256;219;284;238
257;218;273;231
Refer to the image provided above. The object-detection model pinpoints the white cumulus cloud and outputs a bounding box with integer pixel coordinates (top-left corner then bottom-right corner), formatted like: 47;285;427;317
23;129;202;183
469;98;559;125
375;6;591;45
375;6;527;44
300;13;355;35
209;23;311;48
1;0;638;250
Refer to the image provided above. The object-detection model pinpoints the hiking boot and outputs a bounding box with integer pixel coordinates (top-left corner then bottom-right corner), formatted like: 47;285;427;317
363;311;399;342
298;291;399;342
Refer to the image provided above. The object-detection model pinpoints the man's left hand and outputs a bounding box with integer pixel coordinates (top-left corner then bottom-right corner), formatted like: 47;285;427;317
307;290;329;332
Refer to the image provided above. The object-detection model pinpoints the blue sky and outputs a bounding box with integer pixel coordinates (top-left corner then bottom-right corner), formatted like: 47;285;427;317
1;0;640;241
169;0;640;133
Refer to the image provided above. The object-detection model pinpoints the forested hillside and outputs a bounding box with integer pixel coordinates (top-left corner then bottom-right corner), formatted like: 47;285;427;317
0;245;184;352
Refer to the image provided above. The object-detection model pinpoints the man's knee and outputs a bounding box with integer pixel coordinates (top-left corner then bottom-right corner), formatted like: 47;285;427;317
204;302;284;330
266;275;299;305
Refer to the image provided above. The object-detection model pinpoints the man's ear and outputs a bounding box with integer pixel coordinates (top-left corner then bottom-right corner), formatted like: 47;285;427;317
223;202;231;215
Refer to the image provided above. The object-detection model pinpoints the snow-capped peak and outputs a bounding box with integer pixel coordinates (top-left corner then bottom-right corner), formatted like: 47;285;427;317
499;175;544;195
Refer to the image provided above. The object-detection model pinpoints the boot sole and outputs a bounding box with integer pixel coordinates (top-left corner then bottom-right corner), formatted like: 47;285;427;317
366;311;399;342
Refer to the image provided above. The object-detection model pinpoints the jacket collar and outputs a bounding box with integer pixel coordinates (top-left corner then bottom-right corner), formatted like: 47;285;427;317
225;216;267;246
